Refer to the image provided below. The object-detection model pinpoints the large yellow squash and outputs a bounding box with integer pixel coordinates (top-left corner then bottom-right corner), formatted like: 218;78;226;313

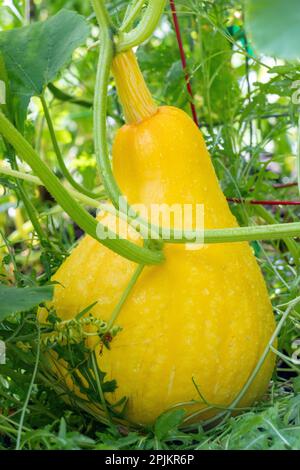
40;50;276;426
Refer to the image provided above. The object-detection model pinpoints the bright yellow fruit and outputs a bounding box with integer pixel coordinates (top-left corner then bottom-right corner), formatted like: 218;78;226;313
40;51;276;426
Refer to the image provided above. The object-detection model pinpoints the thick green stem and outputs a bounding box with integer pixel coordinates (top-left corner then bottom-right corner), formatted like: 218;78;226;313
117;0;167;52
120;0;145;32
92;0;122;207
0;111;164;265
40;95;101;200
179;222;300;245
0;163;102;208
2;163;299;245
91;0;162;243
0;164;154;240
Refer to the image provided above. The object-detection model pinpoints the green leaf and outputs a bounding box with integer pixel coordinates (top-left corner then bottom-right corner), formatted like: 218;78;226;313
245;0;300;60
154;409;185;441
58;417;67;439
0;9;90;129
293;376;300;394
0;284;54;321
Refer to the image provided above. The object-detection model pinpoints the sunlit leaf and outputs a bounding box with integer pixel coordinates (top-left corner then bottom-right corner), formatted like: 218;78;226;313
0;9;90;129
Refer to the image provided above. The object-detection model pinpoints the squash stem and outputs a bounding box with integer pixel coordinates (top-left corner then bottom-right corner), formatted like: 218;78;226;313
112;50;157;124
116;0;167;52
107;264;144;329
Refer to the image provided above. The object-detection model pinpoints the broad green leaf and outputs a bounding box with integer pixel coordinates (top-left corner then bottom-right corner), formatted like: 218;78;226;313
0;284;54;321
245;0;300;60
154;409;185;440
0;9;90;129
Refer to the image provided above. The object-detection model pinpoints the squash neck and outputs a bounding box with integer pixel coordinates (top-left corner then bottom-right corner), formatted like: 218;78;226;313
112;50;157;125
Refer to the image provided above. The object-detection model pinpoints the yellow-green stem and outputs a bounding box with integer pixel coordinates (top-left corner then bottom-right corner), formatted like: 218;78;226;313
112;50;157;124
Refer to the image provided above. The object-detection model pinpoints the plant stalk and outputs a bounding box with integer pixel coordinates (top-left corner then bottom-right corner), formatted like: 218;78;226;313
117;0;167;52
0;111;164;265
2;162;300;245
40;95;101;199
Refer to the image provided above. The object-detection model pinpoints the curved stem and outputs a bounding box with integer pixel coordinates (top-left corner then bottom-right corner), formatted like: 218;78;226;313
40;95;102;199
0;163;153;240
92;0;122;207
117;0;167;52
120;0;145;32
0;162;100;207
0;111;164;265
91;0;161;242
2;163;300;245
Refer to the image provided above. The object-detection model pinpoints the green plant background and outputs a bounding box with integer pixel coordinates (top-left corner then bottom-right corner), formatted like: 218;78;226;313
0;0;300;450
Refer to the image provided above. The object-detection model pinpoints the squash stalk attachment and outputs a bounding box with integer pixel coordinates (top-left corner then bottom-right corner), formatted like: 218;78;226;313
112;50;157;124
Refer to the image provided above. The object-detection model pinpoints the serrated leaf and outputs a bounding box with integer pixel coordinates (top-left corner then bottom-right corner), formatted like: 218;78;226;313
0;9;89;130
245;0;300;60
0;284;54;321
154;409;185;441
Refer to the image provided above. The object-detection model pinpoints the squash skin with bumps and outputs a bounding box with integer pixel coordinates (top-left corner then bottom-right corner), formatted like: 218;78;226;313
41;104;276;426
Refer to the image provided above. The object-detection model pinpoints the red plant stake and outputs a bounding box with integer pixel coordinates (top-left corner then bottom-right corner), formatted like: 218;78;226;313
227;198;300;206
169;0;199;126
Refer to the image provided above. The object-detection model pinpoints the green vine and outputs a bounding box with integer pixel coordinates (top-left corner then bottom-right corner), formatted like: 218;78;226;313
40;95;103;200
1;155;300;245
0;112;164;265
